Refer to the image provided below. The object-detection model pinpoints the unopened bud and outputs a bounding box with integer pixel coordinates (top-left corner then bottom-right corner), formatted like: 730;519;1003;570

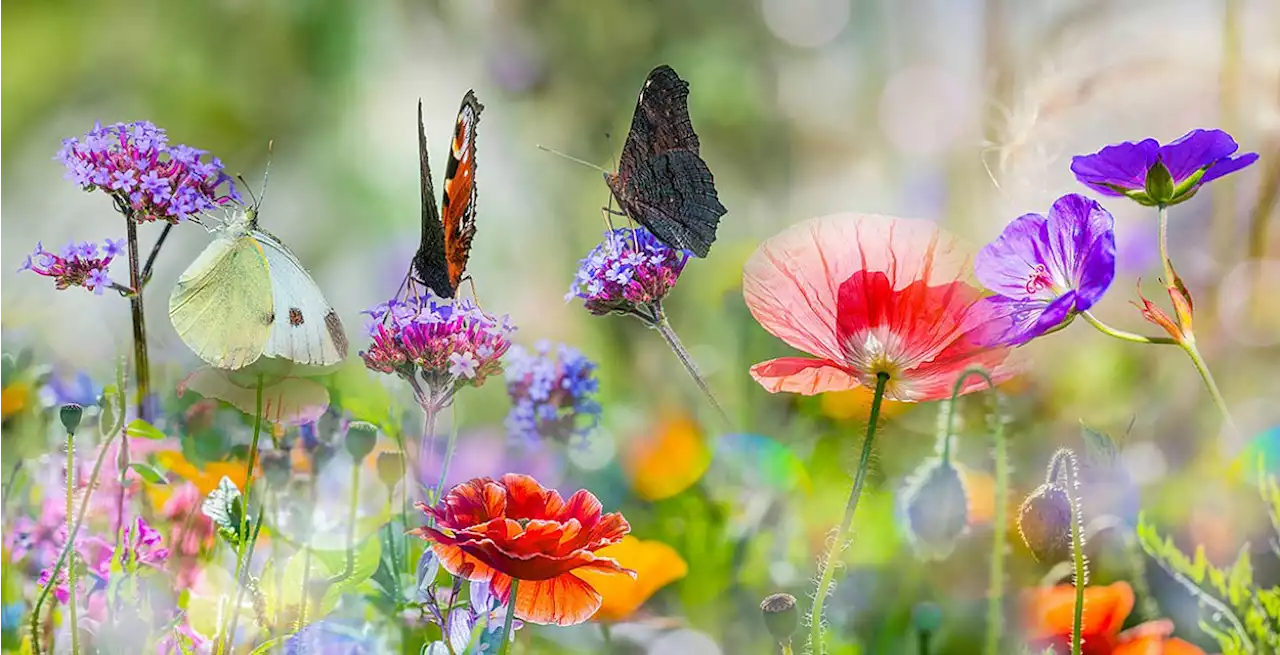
760;592;798;644
911;601;943;634
60;403;83;435
1018;482;1073;562
376;451;405;489
900;456;969;560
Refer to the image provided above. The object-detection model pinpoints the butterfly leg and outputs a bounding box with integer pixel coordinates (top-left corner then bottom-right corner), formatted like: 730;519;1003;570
462;276;486;313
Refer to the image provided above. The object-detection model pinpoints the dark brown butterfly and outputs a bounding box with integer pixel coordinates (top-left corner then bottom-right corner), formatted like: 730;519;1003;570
605;65;727;257
412;92;483;298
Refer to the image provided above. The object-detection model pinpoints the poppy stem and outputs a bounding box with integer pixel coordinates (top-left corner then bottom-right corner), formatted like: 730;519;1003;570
30;423;120;655
219;374;264;655
498;579;519;655
65;427;79;655
1056;449;1087;655
1079;311;1177;345
808;371;889;654
647;303;731;427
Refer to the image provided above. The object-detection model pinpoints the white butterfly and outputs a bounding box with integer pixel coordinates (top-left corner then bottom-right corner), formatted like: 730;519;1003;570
169;200;348;370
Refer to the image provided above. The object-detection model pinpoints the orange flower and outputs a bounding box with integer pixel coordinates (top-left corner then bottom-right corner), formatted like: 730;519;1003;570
624;415;711;501
1;382;31;420
154;450;257;497
415;474;633;626
1023;581;1206;654
575;536;688;622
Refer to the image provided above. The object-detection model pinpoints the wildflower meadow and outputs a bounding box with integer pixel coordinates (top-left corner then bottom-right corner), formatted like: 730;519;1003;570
3;2;1279;654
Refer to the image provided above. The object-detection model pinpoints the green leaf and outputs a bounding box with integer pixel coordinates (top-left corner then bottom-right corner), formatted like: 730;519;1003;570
127;462;168;485
125;419;166;440
99;384;121;436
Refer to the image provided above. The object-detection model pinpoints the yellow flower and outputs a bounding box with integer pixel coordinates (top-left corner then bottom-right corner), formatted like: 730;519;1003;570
154;450;257;497
624;414;710;501
1;382;32;420
576;536;688;622
819;385;909;422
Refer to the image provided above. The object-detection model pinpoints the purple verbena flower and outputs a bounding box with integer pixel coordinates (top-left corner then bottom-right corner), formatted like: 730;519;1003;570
1071;128;1259;207
567;226;689;318
975;193;1116;346
102;237;126;259
19;240;117;295
504;341;601;447
360;293;515;406
56;120;240;223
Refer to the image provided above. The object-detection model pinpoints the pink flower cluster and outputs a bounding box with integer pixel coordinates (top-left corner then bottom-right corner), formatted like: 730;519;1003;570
361;293;516;398
19;239;124;295
56;120;239;223
37;516;169;606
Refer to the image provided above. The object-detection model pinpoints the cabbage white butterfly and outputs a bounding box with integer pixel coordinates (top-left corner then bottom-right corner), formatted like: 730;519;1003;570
169;191;348;370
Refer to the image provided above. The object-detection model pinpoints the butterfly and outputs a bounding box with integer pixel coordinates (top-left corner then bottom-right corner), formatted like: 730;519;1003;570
411;92;483;299
169;195;349;370
605;65;727;258
201;475;246;546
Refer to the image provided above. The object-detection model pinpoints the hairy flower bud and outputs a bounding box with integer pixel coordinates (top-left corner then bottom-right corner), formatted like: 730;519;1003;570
900;456;969;560
376;451;404;489
1018;482;1073;562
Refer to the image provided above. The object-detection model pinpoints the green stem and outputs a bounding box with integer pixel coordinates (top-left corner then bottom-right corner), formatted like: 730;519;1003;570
334;464;361;581
297;461;319;628
1080;311;1177;345
498;579;520;655
783;643;796;655
808;372;890;654
218;375;265;655
1158;205;1176;289
433;403;460;501
123;212;150;421
30;428;119;655
1060;450;1086;655
65;430;79;655
1180;340;1238;437
646;304;731;427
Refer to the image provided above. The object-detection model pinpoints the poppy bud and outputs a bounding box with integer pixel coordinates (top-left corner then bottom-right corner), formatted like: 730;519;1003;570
345;421;378;462
760;592;799;644
900;456;969;560
376;451;404;489
60;403;83;435
259;450;291;490
1017;482;1073;562
911;601;943;634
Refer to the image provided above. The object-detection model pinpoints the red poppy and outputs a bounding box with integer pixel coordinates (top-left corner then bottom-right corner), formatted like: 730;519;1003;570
1023;581;1207;654
414;474;634;626
743;213;1020;402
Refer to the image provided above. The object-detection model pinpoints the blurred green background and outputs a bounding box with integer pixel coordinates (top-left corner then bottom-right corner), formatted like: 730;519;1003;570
3;0;1279;653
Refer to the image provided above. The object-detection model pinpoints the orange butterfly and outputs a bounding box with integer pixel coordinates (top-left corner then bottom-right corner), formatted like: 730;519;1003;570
411;93;483;298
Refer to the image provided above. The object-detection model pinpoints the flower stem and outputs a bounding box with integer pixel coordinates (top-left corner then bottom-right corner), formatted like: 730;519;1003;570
30;427;119;655
1058;450;1087;655
433;403;460;502
1180;340;1239;437
808;372;889;654
124;214;150;421
139;223;173;287
335;464;361;581
65;429;79;655
647;304;731;427
219;375;265;655
1080;311;1177;345
499;579;520;655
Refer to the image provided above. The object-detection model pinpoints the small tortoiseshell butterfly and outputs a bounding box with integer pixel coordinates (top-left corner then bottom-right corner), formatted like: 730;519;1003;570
605;65;727;258
413;92;483;298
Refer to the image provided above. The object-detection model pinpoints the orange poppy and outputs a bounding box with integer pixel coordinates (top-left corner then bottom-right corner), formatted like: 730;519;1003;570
575;536;688;622
414;474;633;627
1023;581;1206;654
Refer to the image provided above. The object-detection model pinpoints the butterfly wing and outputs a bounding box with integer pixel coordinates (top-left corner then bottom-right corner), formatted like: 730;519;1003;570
411;100;455;298
169;232;274;370
441;92;483;292
607;65;727;258
255;231;349;366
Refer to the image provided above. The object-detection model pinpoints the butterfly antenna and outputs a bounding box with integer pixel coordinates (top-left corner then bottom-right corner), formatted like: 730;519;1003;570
237;175;259;206
535;145;610;174
259;140;274;209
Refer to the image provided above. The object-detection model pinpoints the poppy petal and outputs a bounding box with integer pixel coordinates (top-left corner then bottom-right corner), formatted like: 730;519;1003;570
1023;581;1134;641
490;571;604;627
744;213;972;365
749;357;859;395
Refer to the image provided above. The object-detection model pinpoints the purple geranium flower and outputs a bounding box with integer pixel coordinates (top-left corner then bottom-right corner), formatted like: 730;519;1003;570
1071;128;1258;207
975;193;1116;346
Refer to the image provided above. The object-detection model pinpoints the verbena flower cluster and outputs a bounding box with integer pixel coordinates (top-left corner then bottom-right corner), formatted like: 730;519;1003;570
56;120;240;223
18;239;125;295
567;227;689;316
361;293;515;401
504;341;601;447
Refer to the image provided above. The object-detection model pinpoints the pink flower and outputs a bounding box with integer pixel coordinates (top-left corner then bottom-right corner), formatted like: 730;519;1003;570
742;213;1020;401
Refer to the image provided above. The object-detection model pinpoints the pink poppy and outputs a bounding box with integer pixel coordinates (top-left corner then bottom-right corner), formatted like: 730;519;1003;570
743;213;1019;401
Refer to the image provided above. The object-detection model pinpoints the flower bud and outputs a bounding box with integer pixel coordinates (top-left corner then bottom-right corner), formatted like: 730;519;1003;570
60;403;83;435
345;421;378;462
900;456;969;560
911;601;943;634
376;451;405;489
759;592;798;644
1017;482;1073;562
259;450;292;490
1143;160;1176;205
